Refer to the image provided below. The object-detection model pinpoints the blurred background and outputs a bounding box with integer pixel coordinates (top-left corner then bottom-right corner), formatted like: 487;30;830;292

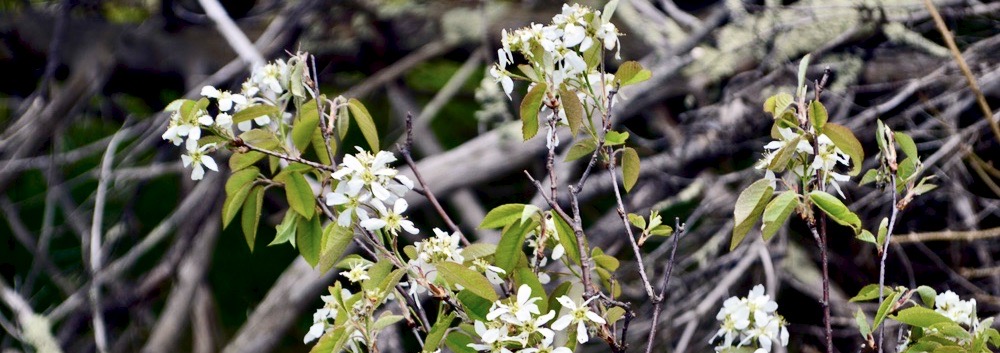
1;0;999;352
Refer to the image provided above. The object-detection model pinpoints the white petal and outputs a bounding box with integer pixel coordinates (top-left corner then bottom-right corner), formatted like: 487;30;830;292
337;209;353;227
585;310;606;324
202;156;218;171
576;321;588;343
371;183;391;201
191;164;205;180
181;155;193;167
556;296;576;309
563;24;586;47
218;97;233;112
551;315;572;330
200;86;220;98
326;192;349;206
551;244;565;260
360;218;387;230
401;220;419;235
238;120;252;132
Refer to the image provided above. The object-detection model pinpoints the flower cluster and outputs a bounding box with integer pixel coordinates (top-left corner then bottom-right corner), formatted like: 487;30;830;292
326;148;415;234
468;285;603;353
490;3;622;148
757;127;850;197
304;288;349;344
407;227;466;294
162;56;301;180
711;285;789;353
934;290;977;327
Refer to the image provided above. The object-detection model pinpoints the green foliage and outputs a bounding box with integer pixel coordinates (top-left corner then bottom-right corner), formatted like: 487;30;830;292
436;262;499;301
520;83;547;140
615;61;652;86
809;191;861;234
347;98;380;151
731;179;774;250
621;147;640;192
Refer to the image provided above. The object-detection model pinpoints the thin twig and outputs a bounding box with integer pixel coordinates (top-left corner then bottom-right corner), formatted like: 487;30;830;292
892;226;1000;243
922;0;999;143
309;54;336;168
877;177;900;353
239;141;337;172
645;218;684;353
607;152;657;299
398;113;469;246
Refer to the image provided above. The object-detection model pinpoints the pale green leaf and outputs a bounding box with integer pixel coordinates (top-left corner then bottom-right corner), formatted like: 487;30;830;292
445;332;477;353
731;179;774;250
615;61;651;86
561;88;584;136
809;191;861;233
627;213;646;229
565;137;597;162
768;136;802;172
496;218;537;274
223;182;254;229
281;172;315;219
347;98;380;151
894;131;918;159
232;104;279;124
823;122;865;176
296;214;322;267
892;306;952;328
552;212;581;265
241;185;264;251
761;191;798;241
479;204;527;229
520;83;547;141
270;210;298;247
372;314;404;331
437;262;498;301
461;243;497;261
422;313;456;353
856;309;872;338
605;130;629;146
601;0;620;23
622;147;640;192
292;101;320;152
513;268;547;312
809;100;828;131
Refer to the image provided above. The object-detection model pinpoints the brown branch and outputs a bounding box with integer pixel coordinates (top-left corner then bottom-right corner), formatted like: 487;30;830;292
398;112;469;246
892;226;1000;243
238;141;336;172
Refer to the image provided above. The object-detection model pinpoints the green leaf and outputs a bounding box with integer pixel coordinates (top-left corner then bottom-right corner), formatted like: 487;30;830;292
876;217;889;249
372;314;404;331
164;99;187;112
894;131;918;159
444;332;477;353
290;61;305;98
317;223;354;273
561;88;584;136
292;103;320;152
457;290;491;322
860;169;879;186
280;172;315;219
495;218;537;274
761;191;798;241
731;179;774;250
296;214;322;267
916;286;937;307
232;104;279;124
226;167;260;196
606;307;627;324
822;122;865;176
461;243;497;261
857;229;876;244
241;185;264;252
270;210;299;247
513;268;547;313
552;212;581;265
224;182;254;229
622;147;640;192
605;130;629;146
346;98;380;151
856;308;872;338
809;191;862;233
797;54;811;96
650;224;673;236
850;284;890;302
615;61;651;86
520;82;547;141
763;93;794;119
479;204;527;229
593;254;620;271
230;151;266;172
422;313;456;353
627;213;646;229
518;64;539;82
809;100;828;131
768;136;802;172
309;326;347;353
312;128;333;166
892;306;952;328
336;104;350;141
363;260;394;292
565;137;597;162
436;262;498;302
874;290;900;330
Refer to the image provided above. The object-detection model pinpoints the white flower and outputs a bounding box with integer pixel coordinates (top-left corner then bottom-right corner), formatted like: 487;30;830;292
303;321;325;344
468;320;516;353
341;262;372;283
562;23;586;48
180;143;218;180
236;112;272;132
711;296;751;347
326;179;370;227
487;284;542;324
519;331;571;353
712;285;788;352
935;290;977;326
551;295;605;344
472;258;506;285
413;228;465;266
360;198;419;236
201;85;247;112
746;285;779;321
215;112;233;132
551;244;565;260
490;66;514;100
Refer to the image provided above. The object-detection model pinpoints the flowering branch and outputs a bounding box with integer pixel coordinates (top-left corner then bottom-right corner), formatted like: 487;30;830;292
235;140;336;172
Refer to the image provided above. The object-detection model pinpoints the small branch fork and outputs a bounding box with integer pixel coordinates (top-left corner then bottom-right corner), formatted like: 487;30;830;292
398;112;470;246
